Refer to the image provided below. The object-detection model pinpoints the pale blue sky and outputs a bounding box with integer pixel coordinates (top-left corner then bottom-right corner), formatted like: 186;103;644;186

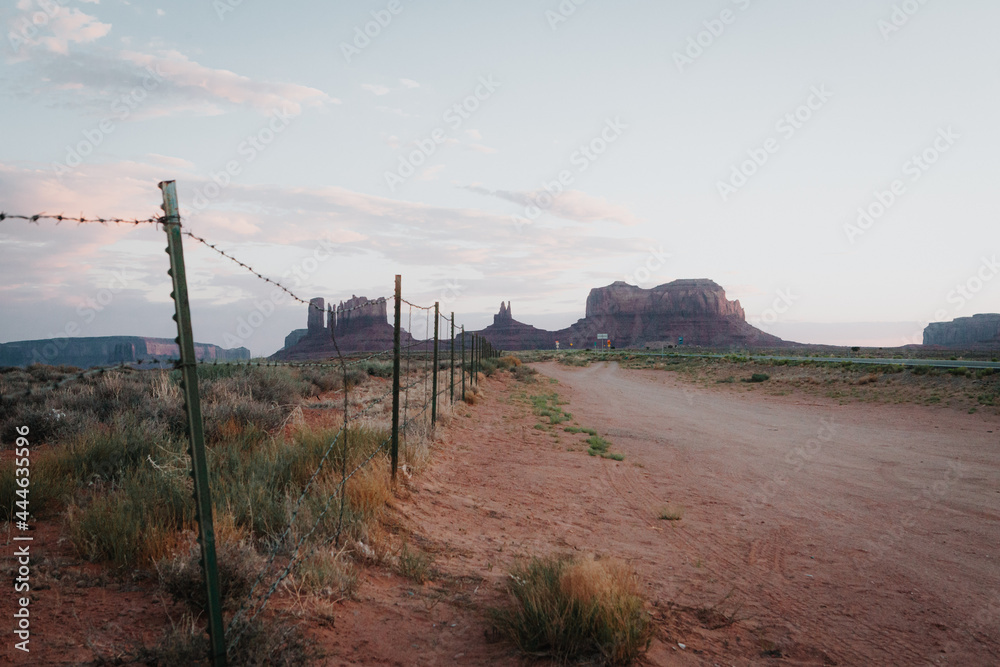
1;0;997;355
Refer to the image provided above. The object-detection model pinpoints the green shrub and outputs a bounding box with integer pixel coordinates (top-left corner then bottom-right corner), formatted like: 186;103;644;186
397;542;432;584
0;452;74;521
69;466;192;569
742;373;770;383
512;365;538;383
491;555;651;665
294;549;358;598
133;613;319;666
586;435;617;459
480;358;499;377
158;530;264;612
364;361;394;378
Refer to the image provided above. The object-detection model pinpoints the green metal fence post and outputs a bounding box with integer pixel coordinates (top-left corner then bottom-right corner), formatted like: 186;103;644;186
431;302;439;427
159;180;226;667
461;325;466;401
450;312;455;405
391;275;401;482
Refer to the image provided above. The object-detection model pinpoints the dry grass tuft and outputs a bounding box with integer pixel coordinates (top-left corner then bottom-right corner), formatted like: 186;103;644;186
499;355;523;368
656;504;684;521
491;554;652;665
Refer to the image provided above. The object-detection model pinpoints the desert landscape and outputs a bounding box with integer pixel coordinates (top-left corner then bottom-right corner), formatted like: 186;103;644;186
2;346;999;665
4;2;1000;665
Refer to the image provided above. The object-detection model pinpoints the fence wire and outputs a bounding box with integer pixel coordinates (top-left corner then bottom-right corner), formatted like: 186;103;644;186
1;201;485;664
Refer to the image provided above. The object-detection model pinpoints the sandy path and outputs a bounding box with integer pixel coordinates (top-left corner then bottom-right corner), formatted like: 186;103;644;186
535;361;1000;665
313;361;1000;665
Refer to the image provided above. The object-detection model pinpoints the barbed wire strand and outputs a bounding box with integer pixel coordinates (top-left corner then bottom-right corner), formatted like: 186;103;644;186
181;230;385;323
0;212;161;225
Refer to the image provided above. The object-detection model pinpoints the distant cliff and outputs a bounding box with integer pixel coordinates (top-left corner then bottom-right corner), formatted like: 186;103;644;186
473;301;555;350
471;280;787;351
0;336;250;369
923;314;1000;347
551;279;783;348
272;295;413;360
273;281;788;359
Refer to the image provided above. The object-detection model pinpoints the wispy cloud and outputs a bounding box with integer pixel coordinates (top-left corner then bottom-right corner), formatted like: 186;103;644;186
362;83;390;96
6;5;111;57
417;164;445;181
462;186;640;226
399;78;420;89
376;106;411;118
6;5;336;117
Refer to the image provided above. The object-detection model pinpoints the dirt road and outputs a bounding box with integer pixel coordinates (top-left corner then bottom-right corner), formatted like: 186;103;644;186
314;361;999;665
536;361;1000;665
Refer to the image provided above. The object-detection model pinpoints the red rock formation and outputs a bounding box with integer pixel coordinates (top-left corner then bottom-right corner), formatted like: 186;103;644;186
555;280;784;348
923;314;1000;348
474;301;555;351
474;280;786;351
272;295;412;360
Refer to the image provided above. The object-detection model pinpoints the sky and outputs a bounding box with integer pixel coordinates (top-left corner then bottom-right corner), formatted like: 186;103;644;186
1;0;998;356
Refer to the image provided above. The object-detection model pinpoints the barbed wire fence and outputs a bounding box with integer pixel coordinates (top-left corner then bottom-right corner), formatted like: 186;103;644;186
0;181;501;666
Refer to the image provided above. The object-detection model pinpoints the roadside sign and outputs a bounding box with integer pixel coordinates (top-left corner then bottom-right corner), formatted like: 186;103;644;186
678;336;683;345
597;333;609;340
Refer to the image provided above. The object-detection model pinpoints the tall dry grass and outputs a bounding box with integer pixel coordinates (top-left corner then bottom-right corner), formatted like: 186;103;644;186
492;554;652;665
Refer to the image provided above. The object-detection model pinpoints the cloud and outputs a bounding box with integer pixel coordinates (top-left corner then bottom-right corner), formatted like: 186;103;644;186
362;83;390;96
0;159;657;352
6;5;112;57
399;78;420;89
376;106;411;118
119;50;337;115
464;129;482;140
416;164;445;181
462;186;640;226
6;6;336;118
